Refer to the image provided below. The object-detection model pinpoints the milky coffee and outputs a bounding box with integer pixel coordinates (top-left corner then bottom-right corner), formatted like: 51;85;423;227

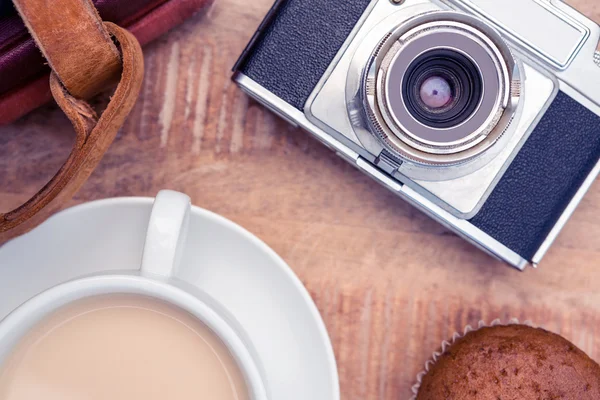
0;295;249;400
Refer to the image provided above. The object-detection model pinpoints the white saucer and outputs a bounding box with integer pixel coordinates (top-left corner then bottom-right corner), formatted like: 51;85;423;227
0;197;339;400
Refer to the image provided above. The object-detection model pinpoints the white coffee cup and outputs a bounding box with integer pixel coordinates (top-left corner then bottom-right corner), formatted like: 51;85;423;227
0;190;269;400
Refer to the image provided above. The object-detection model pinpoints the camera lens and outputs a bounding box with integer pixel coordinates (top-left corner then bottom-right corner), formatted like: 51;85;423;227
369;20;512;155
403;49;482;129
356;14;520;167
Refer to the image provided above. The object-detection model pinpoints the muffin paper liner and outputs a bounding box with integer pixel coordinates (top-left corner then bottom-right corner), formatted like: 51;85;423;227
409;318;534;400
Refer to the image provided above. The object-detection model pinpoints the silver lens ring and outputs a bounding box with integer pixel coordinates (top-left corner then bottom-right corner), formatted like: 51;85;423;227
364;12;520;165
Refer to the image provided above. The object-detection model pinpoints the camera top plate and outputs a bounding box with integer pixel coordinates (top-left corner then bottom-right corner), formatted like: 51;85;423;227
454;0;588;69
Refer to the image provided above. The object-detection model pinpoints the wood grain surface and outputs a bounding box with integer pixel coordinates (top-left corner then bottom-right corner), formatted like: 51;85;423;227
1;1;600;398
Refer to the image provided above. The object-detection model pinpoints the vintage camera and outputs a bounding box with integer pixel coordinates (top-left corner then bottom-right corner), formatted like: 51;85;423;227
233;0;600;269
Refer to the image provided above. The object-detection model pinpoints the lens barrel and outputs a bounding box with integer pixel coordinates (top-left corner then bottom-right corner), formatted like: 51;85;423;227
360;14;519;166
403;49;482;129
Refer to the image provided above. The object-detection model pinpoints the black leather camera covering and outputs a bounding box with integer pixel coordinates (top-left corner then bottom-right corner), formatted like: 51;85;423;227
236;0;372;110
236;1;600;262
471;92;600;260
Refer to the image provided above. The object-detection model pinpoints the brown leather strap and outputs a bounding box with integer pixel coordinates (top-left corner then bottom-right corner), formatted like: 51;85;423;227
0;22;144;241
13;0;122;99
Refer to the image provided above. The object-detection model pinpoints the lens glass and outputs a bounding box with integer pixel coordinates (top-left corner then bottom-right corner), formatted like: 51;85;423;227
402;49;482;129
419;76;452;109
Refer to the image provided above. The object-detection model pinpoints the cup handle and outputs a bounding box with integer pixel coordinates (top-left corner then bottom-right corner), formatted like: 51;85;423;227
140;190;191;279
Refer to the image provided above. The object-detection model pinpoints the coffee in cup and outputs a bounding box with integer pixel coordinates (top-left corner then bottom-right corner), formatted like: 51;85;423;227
0;191;269;400
0;294;248;400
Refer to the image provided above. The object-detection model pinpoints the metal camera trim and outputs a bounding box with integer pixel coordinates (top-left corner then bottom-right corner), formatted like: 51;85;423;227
351;10;523;172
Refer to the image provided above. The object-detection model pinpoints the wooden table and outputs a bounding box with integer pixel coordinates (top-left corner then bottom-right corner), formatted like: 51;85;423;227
1;1;600;398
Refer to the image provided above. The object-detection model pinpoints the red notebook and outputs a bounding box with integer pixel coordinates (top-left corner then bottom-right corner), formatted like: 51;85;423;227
0;0;211;125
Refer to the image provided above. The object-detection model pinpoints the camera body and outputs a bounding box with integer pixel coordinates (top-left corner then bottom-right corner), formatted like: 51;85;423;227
233;0;600;269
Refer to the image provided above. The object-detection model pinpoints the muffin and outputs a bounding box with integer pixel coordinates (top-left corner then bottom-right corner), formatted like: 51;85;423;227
416;324;600;399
